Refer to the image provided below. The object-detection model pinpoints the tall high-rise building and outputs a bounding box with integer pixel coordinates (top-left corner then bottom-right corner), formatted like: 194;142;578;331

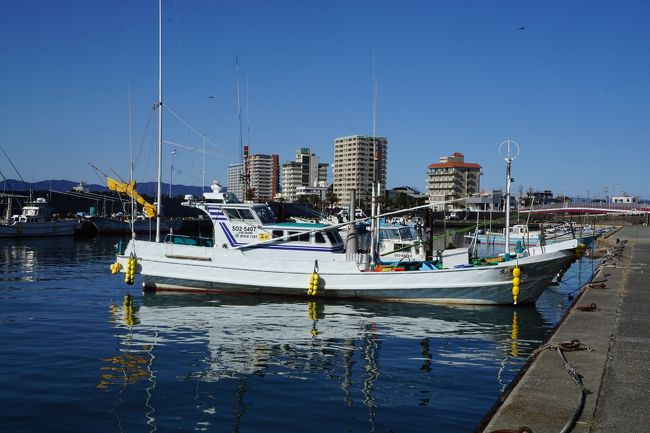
226;163;244;201
248;153;279;202
281;148;329;202
426;152;481;210
333;135;387;207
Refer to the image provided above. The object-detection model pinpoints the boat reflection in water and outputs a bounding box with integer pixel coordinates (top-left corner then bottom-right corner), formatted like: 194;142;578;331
101;293;550;433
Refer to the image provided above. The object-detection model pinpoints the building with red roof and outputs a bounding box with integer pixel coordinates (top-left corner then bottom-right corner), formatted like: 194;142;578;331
426;152;482;210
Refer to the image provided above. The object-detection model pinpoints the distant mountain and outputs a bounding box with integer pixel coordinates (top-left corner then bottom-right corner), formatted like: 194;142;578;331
0;179;209;197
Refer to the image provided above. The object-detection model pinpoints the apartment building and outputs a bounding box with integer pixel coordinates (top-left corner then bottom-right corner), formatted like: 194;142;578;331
281;148;329;202
426;152;481;210
247;153;280;202
226;163;245;202
333;135;387;207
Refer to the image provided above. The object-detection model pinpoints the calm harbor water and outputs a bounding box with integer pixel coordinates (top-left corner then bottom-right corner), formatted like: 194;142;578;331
0;235;597;433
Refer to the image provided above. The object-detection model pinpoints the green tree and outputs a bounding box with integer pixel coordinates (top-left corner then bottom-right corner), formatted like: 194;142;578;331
246;188;256;202
325;186;339;209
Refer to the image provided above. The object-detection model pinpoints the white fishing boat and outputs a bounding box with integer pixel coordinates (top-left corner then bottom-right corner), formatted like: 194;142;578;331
114;181;579;305
112;6;579;305
0;197;79;238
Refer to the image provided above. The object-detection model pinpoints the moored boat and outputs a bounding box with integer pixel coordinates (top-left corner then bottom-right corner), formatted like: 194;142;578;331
80;215;182;236
111;6;579;306
114;182;579;305
377;222;426;264
0;197;79;238
465;223;600;247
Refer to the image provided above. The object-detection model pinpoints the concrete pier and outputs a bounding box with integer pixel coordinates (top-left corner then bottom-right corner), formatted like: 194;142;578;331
478;225;650;433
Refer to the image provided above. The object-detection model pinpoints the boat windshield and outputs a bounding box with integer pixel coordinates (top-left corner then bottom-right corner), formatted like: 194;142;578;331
380;227;416;241
223;208;257;224
254;206;275;224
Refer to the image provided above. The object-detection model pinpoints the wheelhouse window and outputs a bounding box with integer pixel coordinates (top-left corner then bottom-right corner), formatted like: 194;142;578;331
223;208;257;223
398;227;415;240
238;208;256;223
315;232;326;244
254;206;275;224
325;230;341;245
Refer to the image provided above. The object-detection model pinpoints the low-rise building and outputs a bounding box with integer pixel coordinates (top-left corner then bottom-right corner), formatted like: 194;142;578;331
611;194;639;204
465;190;503;211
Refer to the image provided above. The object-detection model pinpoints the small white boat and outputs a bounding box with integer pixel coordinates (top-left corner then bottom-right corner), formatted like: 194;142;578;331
466;224;600;247
378;223;426;264
0;197;79;238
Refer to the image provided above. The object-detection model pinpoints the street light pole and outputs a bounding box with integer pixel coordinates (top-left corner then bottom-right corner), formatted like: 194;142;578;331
170;149;177;197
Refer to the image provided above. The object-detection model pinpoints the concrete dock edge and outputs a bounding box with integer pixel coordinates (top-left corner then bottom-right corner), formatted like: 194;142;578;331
476;226;650;433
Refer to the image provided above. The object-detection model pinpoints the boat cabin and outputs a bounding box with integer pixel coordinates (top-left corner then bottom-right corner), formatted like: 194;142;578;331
378;224;425;262
11;198;52;223
173;182;344;253
506;225;530;236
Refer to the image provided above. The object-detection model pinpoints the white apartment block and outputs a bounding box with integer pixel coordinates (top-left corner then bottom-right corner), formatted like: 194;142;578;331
333;135;387;207
247;154;279;202
281;148;329;202
226;163;245;202
426;152;481;210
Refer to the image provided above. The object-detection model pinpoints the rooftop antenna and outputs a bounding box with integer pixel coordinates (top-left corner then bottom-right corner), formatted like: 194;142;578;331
498;139;520;254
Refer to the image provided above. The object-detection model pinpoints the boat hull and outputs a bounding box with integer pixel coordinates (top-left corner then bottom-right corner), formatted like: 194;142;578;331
0;220;78;238
117;240;577;305
82;216;182;235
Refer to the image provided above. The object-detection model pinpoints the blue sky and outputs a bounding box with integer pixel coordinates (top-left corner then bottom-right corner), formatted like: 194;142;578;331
1;0;649;199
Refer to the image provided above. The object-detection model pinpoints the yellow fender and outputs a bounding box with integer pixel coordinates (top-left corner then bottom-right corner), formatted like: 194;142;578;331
512;266;521;305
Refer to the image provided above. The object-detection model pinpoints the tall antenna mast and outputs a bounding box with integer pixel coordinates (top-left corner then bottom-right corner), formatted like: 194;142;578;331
127;80;136;237
236;57;248;200
369;50;379;268
202;132;206;194
155;0;163;242
498;139;520;254
246;74;250;151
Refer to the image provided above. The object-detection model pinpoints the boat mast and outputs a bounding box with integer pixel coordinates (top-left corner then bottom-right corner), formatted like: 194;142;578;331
369;52;379;268
127;81;136;238
155;0;163;242
499;140;519;255
202;133;206;195
236;58;248;201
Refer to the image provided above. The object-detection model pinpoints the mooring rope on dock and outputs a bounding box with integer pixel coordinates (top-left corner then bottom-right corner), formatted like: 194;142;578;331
488;339;592;433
